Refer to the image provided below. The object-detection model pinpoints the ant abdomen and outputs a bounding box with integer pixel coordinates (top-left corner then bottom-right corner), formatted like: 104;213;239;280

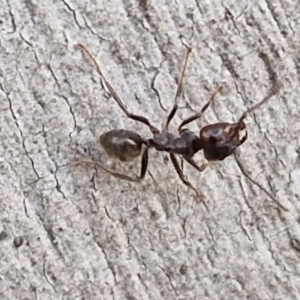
100;129;144;162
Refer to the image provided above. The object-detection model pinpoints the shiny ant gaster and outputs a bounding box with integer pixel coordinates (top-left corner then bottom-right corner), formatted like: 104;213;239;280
75;43;287;211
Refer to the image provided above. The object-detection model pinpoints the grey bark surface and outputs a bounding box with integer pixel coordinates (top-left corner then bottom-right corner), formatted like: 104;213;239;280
0;0;300;299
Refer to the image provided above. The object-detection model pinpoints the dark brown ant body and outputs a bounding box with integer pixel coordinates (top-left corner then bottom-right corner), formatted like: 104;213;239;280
75;43;287;211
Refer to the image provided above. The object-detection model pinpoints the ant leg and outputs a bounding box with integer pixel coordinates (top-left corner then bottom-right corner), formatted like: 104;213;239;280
183;156;210;172
76;43;159;134
74;148;149;183
233;152;288;211
170;153;205;202
178;85;223;132
162;47;192;131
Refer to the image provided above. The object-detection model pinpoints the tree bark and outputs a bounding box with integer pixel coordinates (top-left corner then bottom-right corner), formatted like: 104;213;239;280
0;0;299;299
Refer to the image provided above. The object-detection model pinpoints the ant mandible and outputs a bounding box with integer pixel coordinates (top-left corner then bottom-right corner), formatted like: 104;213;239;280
75;43;287;211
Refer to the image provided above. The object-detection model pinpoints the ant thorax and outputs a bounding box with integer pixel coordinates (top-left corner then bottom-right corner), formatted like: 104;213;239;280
150;132;176;151
150;130;201;157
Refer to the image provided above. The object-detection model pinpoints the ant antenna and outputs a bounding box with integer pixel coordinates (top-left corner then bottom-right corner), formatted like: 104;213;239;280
237;80;283;127
234;80;287;211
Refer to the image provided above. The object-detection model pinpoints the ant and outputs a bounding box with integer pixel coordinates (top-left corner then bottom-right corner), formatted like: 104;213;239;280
75;43;288;211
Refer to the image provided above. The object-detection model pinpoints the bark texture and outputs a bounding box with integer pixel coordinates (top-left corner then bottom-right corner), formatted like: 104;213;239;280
1;0;300;299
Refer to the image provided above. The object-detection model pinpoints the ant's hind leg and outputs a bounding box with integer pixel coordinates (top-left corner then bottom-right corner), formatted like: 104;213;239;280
170;153;205;203
178;85;223;132
76;43;159;134
75;148;149;183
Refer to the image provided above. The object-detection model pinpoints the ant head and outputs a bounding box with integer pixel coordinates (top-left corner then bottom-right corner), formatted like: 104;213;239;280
200;80;283;162
200;121;248;161
201;121;248;147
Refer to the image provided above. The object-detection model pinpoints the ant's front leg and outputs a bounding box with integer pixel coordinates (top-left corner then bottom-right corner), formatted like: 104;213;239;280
178;86;223;131
183;156;210;172
233;152;288;211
